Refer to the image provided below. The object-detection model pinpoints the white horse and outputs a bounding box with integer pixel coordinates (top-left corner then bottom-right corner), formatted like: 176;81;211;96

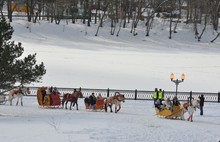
181;99;200;122
104;92;125;113
8;86;30;106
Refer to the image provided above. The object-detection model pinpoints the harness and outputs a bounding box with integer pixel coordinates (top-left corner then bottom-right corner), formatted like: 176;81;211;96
183;102;197;110
116;95;124;102
183;103;188;110
12;90;19;97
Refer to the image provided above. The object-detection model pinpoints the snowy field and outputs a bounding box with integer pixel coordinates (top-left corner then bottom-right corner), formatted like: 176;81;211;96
1;17;220;142
10;18;220;93
0;97;220;142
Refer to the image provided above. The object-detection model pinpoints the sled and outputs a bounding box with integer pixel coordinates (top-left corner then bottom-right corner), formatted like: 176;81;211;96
155;105;183;119
84;98;105;111
37;87;61;108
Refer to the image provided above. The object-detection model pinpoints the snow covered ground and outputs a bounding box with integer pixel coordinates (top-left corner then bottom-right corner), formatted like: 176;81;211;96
1;17;220;142
0;97;220;142
10;18;220;93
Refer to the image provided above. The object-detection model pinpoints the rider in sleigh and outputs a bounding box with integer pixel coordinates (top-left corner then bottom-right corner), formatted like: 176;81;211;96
172;96;180;106
155;99;162;111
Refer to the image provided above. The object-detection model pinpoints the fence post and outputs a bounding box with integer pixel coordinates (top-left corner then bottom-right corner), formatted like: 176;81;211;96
218;92;220;103
107;88;110;97
135;89;137;100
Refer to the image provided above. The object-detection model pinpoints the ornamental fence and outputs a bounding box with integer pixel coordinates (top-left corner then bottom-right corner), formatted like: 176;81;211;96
26;87;220;103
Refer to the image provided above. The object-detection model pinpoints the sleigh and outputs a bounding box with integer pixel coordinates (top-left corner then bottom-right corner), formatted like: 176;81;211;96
84;97;105;110
155;105;183;119
0;94;6;105
37;87;61;108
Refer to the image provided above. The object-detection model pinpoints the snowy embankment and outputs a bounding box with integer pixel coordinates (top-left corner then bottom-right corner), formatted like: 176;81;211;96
0;97;220;142
10;18;220;92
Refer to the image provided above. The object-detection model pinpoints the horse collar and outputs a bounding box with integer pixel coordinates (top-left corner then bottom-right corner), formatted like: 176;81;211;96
115;96;120;101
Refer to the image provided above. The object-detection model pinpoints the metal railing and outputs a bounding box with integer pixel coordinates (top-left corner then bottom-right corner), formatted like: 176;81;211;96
26;87;220;103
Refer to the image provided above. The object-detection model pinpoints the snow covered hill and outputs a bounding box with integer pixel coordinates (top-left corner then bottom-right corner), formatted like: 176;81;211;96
10;17;220;92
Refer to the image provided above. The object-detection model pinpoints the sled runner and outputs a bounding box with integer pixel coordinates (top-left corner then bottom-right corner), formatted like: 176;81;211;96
155;105;183;119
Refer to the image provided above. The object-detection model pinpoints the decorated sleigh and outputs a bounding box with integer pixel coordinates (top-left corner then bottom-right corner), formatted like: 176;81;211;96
155;105;183;119
84;97;105;110
37;87;61;108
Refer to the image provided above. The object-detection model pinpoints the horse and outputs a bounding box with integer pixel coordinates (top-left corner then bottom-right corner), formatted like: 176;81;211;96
104;92;125;113
62;90;83;110
8;86;30;106
180;99;200;122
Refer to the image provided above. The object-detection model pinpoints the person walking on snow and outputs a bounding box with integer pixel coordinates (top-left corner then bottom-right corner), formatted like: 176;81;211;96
199;94;205;115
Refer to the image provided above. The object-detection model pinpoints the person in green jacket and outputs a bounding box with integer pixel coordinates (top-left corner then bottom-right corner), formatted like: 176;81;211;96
158;89;164;104
153;88;158;105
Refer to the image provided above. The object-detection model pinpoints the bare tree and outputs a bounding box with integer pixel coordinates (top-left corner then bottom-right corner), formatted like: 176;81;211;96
116;0;126;36
210;1;220;42
197;0;211;41
95;0;110;36
130;0;142;36
7;0;13;22
0;0;4;16
146;0;169;36
210;0;220;31
211;32;220;43
173;0;184;33
109;0;117;35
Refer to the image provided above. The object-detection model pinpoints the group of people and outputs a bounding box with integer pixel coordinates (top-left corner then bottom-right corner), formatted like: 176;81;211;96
153;88;167;111
155;97;180;112
153;87;205;115
85;93;103;110
47;86;60;95
186;94;205;116
41;86;60;104
153;88;165;105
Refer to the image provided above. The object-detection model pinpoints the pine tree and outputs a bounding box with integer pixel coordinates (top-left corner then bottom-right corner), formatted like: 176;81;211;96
0;15;46;89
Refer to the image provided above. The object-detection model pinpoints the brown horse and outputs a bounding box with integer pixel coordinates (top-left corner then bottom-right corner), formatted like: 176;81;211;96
62;90;83;110
105;92;125;113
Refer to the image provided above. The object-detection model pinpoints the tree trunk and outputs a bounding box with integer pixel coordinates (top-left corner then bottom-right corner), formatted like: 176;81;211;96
95;1;110;36
198;14;208;42
7;0;13;22
169;16;172;39
210;33;220;43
